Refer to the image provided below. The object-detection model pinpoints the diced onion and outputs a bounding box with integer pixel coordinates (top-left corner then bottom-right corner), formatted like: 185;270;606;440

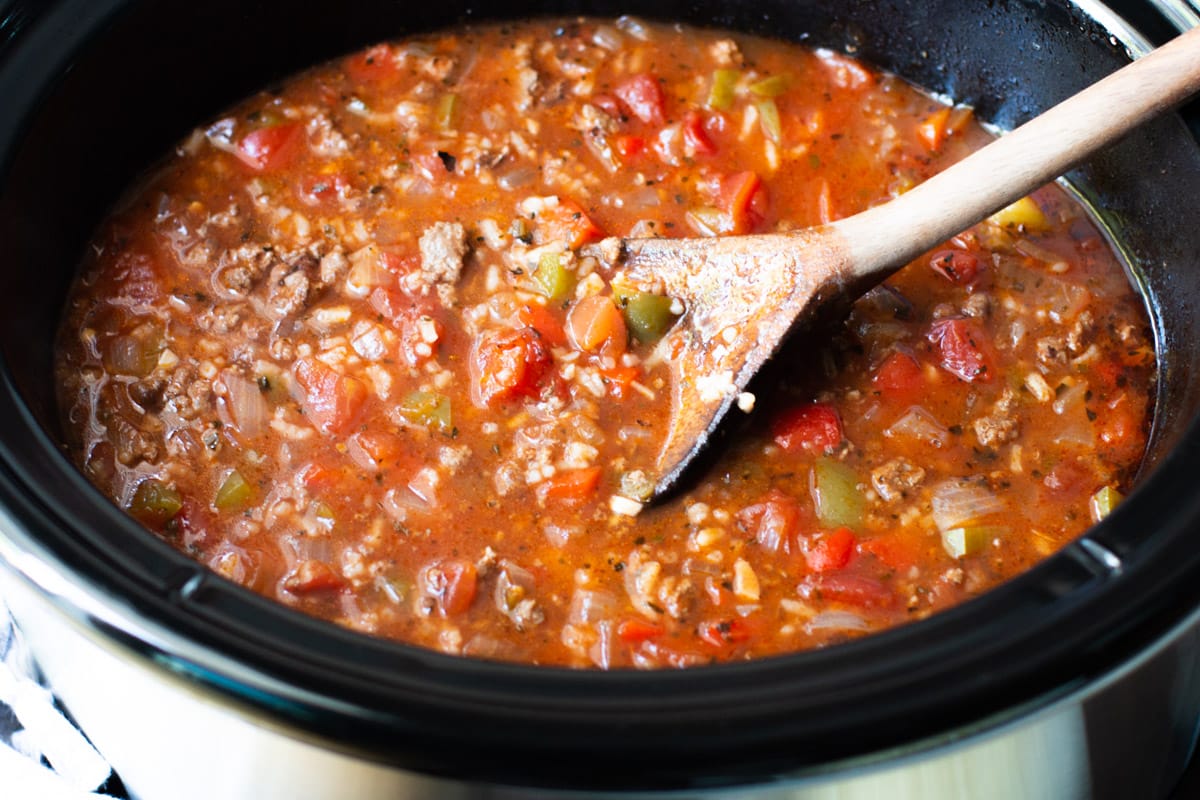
408;467;440;507
615;15;651;40
617;424;654;444
568;588;617;625
885;406;949;447
1052;382;1096;446
345;435;383;472
494;560;536;613
592;25;623;50
374;575;408;604
1009;318;1028;349
481;108;504;131
624;187;662;211
681;558;722;577
589;621;615;670
204;118;239;156
497;167;536;191
351;323;388;361
209;545;251;582
1052;381;1089;415
853;321;909;345
103;321;165;378
857;285;914;321
1049;284;1091;322
1014;237;1063;265
346;244;392;296
807;610;869;632
103;334;158;377
382;484;432;521
287;532;332;564
221;370;269;437
931;480;1005;532
544;523;581;548
463;635;515;659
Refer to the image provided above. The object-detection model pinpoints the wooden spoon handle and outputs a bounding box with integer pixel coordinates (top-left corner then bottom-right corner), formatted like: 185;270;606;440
832;24;1200;279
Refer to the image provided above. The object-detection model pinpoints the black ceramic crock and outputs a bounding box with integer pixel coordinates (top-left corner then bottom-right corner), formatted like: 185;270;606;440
0;0;1199;797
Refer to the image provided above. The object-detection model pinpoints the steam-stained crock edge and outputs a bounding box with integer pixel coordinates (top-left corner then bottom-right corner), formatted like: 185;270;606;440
0;0;1198;791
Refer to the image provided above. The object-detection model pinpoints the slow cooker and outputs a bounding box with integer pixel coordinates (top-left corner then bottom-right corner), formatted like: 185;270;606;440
0;0;1199;798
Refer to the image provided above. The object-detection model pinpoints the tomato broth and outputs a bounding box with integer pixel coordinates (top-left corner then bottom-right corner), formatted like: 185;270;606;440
56;18;1154;667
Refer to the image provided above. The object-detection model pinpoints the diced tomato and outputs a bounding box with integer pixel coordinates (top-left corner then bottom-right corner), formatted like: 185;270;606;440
167;500;211;551
300;173;349;204
536;467;603;504
298;463;340;492
369;286;415;322
471;327;554;407
618;618;665;643
801;572;895;608
1098;396;1146;462
698;618;755;648
805;527;857;572
369;288;443;366
736;489;805;553
293;357;369;435
382;250;421;276
858;535;919;572
397;308;444;367
929;249;981;285
236;123;303;172
1043;458;1092;498
284;560;347;595
109;249;164;308
1090;357;1126;394
536;199;604;249
917;107;952;151
566;294;628;356
928;318;995;383
601;364;640;399
413;150;452;180
346;431;405;471
345;44;399;83
872;351;924;400
718;171;768;234
614;135;647;161
518;303;568;348
420;559;478;616
772;402;843;454
682;111;717;155
614;74;666;125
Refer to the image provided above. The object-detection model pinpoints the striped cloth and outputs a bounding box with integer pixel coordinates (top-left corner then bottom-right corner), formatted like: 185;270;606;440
0;593;121;799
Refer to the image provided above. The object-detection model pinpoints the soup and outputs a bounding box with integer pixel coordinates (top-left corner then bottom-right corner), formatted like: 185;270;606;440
55;17;1154;667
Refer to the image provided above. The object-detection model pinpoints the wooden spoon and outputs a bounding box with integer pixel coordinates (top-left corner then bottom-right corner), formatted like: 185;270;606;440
597;25;1200;501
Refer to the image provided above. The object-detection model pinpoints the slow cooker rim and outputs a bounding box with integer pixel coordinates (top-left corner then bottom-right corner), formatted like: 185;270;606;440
1;0;1199;790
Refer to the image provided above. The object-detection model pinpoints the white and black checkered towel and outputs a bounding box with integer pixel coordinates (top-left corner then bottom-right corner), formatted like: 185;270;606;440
0;593;121;798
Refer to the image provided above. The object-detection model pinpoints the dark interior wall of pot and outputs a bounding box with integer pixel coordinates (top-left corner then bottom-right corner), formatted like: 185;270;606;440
1;0;1198;465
